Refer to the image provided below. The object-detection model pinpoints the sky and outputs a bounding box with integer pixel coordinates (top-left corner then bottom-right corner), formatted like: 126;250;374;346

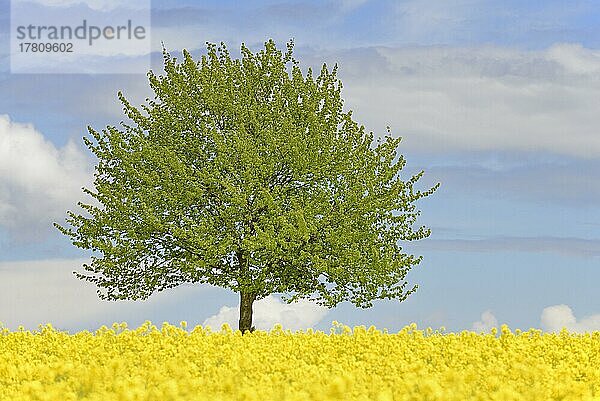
1;0;600;334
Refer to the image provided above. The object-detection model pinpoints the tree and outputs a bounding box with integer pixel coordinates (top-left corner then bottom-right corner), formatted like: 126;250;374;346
55;39;439;334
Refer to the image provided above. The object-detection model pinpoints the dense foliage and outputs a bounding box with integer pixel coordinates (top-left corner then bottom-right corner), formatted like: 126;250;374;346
55;39;438;332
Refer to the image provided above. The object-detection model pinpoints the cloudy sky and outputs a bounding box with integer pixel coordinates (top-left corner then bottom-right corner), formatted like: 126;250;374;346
1;0;600;334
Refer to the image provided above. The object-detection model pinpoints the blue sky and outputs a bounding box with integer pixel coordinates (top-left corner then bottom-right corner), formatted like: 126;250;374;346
1;0;600;334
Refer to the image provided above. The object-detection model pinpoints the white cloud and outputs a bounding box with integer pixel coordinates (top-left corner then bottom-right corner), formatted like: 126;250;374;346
0;258;106;329
0;257;215;331
203;294;329;332
0;115;93;242
472;309;498;333
327;43;600;158
540;304;600;333
393;0;481;42
546;43;600;75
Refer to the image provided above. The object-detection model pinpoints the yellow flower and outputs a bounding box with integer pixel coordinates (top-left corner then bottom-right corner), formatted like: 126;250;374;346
0;322;598;400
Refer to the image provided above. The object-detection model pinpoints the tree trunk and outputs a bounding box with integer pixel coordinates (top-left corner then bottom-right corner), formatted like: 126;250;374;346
238;291;256;334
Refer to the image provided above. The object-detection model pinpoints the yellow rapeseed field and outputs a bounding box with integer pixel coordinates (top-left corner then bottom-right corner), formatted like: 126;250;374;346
1;320;599;401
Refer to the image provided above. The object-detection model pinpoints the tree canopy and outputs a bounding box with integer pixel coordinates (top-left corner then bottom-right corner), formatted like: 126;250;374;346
55;39;439;333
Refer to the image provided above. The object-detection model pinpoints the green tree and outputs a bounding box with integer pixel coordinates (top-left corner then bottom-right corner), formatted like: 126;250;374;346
55;40;439;334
